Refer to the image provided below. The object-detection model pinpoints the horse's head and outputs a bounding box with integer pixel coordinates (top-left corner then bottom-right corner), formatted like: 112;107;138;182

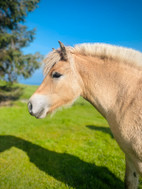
28;41;82;118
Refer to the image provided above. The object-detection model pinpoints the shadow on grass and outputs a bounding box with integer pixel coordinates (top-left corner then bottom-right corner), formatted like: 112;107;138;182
86;125;114;138
0;135;123;189
0;85;23;103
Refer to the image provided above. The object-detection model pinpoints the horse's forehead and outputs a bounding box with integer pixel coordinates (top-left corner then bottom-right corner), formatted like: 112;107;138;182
51;60;70;71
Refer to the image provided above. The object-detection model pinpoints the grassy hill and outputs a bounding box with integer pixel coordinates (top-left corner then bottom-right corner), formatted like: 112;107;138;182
0;81;141;189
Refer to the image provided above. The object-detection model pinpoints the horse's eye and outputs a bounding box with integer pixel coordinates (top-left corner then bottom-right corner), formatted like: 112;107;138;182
52;72;62;78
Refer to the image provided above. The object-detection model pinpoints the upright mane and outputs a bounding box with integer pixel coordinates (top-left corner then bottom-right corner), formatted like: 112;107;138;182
43;43;142;75
73;43;142;67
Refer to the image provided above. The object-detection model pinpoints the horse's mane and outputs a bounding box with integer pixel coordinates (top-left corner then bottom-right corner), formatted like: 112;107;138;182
43;43;142;75
73;43;142;66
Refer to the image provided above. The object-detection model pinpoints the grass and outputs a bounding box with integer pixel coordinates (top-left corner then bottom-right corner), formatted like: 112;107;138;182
0;81;141;189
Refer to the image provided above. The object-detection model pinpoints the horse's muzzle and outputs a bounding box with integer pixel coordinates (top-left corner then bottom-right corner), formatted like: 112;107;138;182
28;94;50;119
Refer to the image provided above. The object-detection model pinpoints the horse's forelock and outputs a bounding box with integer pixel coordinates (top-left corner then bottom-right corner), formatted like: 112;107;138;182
43;49;61;76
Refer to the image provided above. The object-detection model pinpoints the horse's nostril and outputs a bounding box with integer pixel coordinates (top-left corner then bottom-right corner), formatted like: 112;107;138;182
28;102;33;113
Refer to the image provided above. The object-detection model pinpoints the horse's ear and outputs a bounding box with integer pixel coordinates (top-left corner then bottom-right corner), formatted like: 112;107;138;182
58;41;68;60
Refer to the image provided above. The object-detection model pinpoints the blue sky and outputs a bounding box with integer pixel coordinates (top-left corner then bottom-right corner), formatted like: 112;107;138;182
20;0;142;85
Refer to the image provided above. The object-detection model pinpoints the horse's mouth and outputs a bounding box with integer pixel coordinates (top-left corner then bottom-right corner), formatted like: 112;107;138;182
35;108;46;119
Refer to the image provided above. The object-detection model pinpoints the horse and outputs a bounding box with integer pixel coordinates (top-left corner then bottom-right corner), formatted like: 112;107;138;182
28;41;142;189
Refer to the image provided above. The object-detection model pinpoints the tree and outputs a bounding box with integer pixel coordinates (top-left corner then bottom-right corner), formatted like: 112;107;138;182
0;0;41;83
0;0;40;31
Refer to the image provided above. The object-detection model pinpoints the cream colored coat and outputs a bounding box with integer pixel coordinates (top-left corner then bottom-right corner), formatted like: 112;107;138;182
28;42;142;189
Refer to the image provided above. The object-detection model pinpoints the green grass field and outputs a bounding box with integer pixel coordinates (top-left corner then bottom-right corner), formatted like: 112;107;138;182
0;81;141;189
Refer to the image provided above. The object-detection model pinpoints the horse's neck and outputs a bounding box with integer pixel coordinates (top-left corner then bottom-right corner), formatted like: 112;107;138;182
74;54;139;118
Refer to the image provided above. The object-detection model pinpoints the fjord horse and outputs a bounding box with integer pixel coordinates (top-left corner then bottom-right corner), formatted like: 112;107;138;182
28;41;142;189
